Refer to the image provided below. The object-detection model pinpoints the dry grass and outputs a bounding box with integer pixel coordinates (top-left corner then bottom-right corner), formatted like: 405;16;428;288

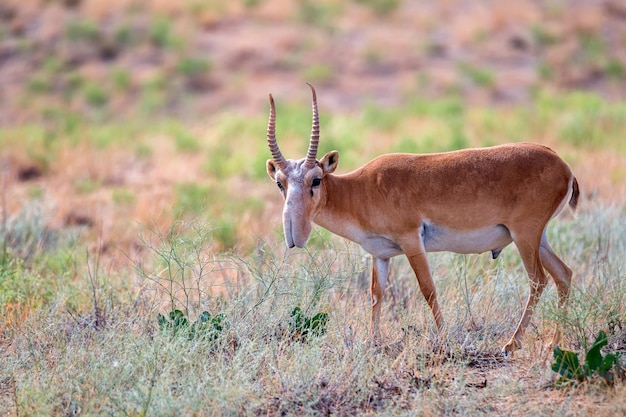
0;199;624;415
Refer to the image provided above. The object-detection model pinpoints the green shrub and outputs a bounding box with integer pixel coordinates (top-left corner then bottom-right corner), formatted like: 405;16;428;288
537;61;554;81
140;73;168;113
289;306;328;341
204;142;234;179
297;0;342;30
65;19;99;42
579;33;605;60
74;177;102;194
174;183;209;217
83;82;109;107
64;72;85;98
552;331;624;385
177;57;212;77
112;188;136;206
149;17;179;49
458;62;495;88
392;136;422;154
27;74;51;94
361;101;403;132
606;59;625;79
113;24;134;47
408;96;464;119
111;68;132;92
170;126;200;153
211;220;237;250
531;24;558;47
303;64;333;85
355;0;401;16
158;309;226;341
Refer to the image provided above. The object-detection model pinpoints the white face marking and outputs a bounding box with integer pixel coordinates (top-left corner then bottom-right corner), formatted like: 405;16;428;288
279;159;322;248
283;180;306;247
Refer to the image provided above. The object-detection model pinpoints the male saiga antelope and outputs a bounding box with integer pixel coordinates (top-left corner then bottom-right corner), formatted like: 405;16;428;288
265;84;579;354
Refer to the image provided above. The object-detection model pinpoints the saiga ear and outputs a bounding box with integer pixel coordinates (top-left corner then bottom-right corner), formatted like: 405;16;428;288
319;151;339;175
266;159;278;180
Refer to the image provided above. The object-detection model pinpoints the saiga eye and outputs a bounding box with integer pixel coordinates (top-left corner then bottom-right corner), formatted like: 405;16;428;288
312;178;321;187
277;181;284;191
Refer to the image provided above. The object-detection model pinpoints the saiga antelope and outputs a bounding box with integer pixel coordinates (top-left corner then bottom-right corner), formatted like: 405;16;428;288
265;84;579;354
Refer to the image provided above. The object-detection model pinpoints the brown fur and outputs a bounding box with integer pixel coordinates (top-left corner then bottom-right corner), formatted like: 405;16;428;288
318;144;573;236
266;88;578;355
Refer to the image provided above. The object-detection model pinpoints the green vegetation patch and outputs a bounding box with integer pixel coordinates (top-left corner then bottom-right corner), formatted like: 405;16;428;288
553;331;625;385
522;91;626;154
158;309;226;341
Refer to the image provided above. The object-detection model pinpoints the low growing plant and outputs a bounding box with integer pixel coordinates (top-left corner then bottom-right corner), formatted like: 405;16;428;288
552;330;625;385
157;309;226;341
355;0;401;17
289;306;328;342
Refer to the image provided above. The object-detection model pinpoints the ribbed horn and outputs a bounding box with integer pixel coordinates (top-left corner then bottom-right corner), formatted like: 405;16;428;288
305;83;319;168
267;93;287;169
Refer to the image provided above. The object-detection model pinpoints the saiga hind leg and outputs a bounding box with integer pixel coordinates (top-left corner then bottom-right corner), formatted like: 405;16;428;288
503;231;548;355
539;232;573;348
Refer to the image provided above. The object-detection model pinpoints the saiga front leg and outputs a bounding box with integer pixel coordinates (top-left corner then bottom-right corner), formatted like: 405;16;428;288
370;257;390;339
405;250;444;330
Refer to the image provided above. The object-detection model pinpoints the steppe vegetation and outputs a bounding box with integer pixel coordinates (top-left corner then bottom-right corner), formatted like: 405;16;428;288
1;0;626;415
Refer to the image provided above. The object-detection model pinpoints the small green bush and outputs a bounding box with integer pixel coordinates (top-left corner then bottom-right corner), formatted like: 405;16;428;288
355;0;400;16
158;309;226;341
74;177;102;194
177;57;212;77
174;182;209;217
170;126;200;153
111;68;132;92
303;64;333;85
83;82;109;107
289;306;328;341
458;62;495;88
27;74;51;94
531;24;558;47
65;20;99;42
552;331;624;385
112;188;135;206
113;24;134;47
606;59;624;79
298;0;342;30
149;17;179;49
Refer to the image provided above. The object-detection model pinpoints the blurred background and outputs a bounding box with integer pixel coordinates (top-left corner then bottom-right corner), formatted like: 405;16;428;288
1;0;625;256
1;0;625;119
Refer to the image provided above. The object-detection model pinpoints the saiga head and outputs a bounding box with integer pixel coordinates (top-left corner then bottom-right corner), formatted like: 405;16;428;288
266;84;339;248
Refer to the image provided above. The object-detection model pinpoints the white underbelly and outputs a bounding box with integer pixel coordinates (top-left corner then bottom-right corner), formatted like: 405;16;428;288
422;222;513;254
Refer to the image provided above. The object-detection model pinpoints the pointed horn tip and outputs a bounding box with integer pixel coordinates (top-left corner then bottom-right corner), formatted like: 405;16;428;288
306;82;317;97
